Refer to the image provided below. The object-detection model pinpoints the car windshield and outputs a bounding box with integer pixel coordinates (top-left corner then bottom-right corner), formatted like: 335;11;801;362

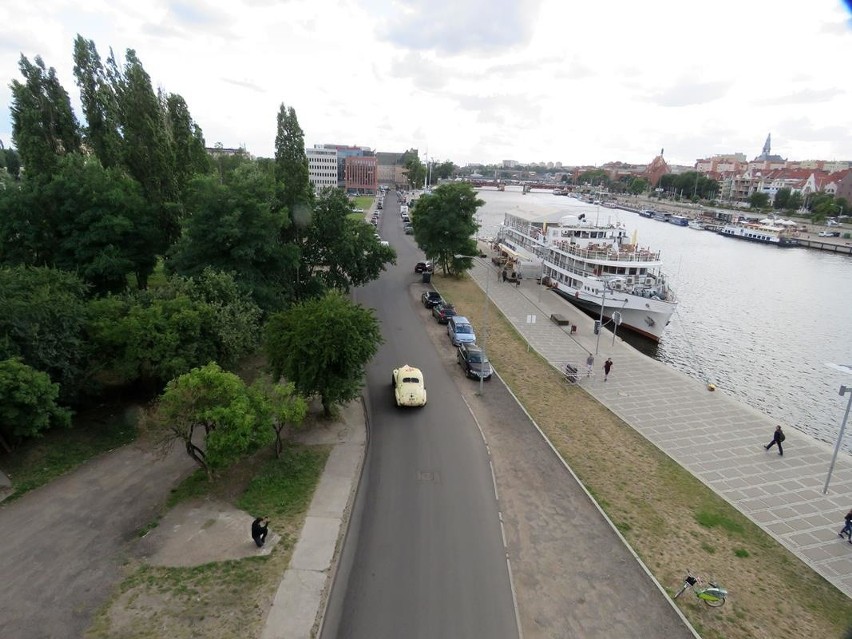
456;325;472;334
402;377;420;384
469;352;487;363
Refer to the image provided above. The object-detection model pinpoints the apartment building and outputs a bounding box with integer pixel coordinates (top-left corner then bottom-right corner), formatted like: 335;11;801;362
306;146;339;192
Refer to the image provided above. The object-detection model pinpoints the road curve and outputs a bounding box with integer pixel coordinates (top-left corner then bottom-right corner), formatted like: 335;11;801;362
322;192;519;639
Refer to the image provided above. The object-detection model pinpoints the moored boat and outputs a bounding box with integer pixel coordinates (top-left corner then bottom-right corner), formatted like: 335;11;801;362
497;210;677;341
718;221;800;247
669;215;689;226
687;219;704;230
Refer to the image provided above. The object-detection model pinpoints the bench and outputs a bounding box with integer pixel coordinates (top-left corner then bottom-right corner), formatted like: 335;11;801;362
550;313;571;326
563;363;579;383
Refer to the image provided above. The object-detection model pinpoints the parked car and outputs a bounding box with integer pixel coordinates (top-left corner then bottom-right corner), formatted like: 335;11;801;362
404;225;414;235
415;261;433;274
392;364;427;407
421;291;443;308
432;302;456;323
818;231;841;237
457;343;492;380
447;316;476;346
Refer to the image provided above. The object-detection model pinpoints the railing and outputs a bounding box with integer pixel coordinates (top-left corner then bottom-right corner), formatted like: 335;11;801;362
553;242;661;263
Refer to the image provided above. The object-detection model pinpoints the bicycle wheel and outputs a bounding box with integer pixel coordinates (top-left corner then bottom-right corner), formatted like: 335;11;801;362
703;594;725;607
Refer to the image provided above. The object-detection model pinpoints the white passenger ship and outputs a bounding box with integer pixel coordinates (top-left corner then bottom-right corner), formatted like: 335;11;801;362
497;210;677;341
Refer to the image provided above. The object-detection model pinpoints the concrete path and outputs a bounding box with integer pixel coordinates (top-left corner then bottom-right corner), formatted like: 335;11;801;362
467;252;852;598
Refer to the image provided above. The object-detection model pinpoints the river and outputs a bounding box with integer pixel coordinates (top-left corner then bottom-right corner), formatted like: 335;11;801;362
474;187;852;452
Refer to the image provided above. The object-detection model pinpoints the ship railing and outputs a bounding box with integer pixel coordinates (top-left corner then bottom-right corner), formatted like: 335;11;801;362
555;243;661;262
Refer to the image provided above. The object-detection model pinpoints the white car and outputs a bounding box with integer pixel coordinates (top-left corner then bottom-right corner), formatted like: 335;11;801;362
392;365;427;407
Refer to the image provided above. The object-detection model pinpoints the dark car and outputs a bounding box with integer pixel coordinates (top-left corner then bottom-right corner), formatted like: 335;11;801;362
457;343;493;380
421;291;443;308
415;261;433;274
432;302;456;323
404;225;414;235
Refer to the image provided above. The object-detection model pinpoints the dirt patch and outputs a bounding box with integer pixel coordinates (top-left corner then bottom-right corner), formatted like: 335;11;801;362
432;273;852;639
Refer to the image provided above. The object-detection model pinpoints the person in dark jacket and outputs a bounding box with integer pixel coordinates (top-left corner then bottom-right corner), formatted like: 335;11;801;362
252;517;269;547
764;425;785;456
603;358;613;381
839;509;852;543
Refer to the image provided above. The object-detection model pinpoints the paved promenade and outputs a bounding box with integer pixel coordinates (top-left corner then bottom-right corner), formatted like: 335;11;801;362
467;253;852;598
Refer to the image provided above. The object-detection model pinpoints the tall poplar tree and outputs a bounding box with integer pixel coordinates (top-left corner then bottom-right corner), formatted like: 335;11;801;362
72;36;122;169
9;55;81;177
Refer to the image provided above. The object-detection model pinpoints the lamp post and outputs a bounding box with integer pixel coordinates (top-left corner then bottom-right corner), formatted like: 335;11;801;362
457;254;490;396
594;283;608;356
823;362;852;494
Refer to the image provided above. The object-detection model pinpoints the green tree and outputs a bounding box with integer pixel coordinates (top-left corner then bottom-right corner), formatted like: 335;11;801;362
168;268;263;367
578;169;609;186
410;182;483;275
773;187;791;210
251;376;308;457
629;177;649;195
1;148;21;180
786;191;804;211
0;266;89;401
432;160;456;181
0;358;72;452
10;54;81;177
302;187;396;293
169;164;296;310
274;102;313;228
748;191;770;209
72;36;122;169
401;149;426;188
149;362;274;479
164;92;210;196
265;291;382;417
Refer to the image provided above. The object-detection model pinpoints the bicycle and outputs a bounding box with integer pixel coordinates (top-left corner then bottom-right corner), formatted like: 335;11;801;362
673;570;727;607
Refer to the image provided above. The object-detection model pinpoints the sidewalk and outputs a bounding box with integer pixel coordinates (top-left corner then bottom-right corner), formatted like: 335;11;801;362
467;254;852;598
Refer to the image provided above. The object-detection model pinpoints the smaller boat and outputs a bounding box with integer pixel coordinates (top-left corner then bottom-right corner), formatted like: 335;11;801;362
638;208;655;218
669;215;689;226
687;220;704;231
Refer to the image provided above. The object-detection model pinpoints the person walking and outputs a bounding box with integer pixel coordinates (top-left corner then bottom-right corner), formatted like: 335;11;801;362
586;353;595;377
603;358;613;381
764;425;785;456
251;516;269;547
839;509;852;543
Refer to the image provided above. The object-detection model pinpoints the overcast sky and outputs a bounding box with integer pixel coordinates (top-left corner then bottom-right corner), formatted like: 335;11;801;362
1;0;851;167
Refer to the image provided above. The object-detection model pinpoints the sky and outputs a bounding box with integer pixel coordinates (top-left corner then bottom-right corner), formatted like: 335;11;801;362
1;0;851;167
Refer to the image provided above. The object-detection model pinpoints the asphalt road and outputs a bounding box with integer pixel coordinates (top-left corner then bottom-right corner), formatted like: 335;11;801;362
323;193;519;639
0;442;194;639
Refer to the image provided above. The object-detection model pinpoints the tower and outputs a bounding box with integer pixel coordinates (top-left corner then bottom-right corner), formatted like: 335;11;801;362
762;133;771;157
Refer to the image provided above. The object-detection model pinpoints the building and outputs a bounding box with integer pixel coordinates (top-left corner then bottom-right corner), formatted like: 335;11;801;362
345;156;378;194
306;146;339;192
316;144;372;188
376;151;408;188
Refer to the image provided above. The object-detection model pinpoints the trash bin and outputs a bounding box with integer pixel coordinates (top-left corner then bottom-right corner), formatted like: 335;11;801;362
422;272;432;283
594;320;601;335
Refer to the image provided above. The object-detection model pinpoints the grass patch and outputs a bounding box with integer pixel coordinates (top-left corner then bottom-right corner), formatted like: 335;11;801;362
434;270;852;639
351;195;374;211
0;403;138;502
88;444;329;639
695;509;746;535
165;468;211;509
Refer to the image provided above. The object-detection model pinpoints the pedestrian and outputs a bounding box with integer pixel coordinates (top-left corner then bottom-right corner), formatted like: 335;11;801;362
251;516;269;547
586;353;595;376
764;425;785;456
502;270;507;283
839;510;852;543
603;358;613;381
515;272;521;287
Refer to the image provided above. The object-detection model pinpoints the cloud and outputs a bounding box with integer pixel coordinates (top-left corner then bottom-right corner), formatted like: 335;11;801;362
649;78;731;107
221;77;265;93
381;0;544;54
168;1;228;26
755;87;843;106
387;52;452;91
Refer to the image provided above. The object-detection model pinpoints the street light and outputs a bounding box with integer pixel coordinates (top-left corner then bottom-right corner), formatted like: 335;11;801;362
823;363;852;494
456;254;490;396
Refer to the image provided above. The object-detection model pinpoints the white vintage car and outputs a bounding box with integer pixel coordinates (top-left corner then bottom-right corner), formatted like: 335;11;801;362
392;365;427;407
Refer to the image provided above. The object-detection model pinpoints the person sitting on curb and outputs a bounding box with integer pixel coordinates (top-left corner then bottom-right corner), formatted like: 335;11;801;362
252;516;269;548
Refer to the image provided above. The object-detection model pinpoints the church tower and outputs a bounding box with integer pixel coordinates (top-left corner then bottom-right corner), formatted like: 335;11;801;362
762;133;771;157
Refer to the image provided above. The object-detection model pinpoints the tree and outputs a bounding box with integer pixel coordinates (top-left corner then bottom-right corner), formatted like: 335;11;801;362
274;102;313;227
169;164;297;310
629;177;649;195
251;376;308;457
163;92;210;196
302;187;396;293
401;149;426;188
410;182;483;275
0;358;72;452
432;160;456;181
773;187;791;210
148;362;274;479
786;191;804;212
2;148;21;179
72;36;122;169
10;54;81;177
578;169;609;187
0;266;90;401
265;291;382;417
748;192;770;210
